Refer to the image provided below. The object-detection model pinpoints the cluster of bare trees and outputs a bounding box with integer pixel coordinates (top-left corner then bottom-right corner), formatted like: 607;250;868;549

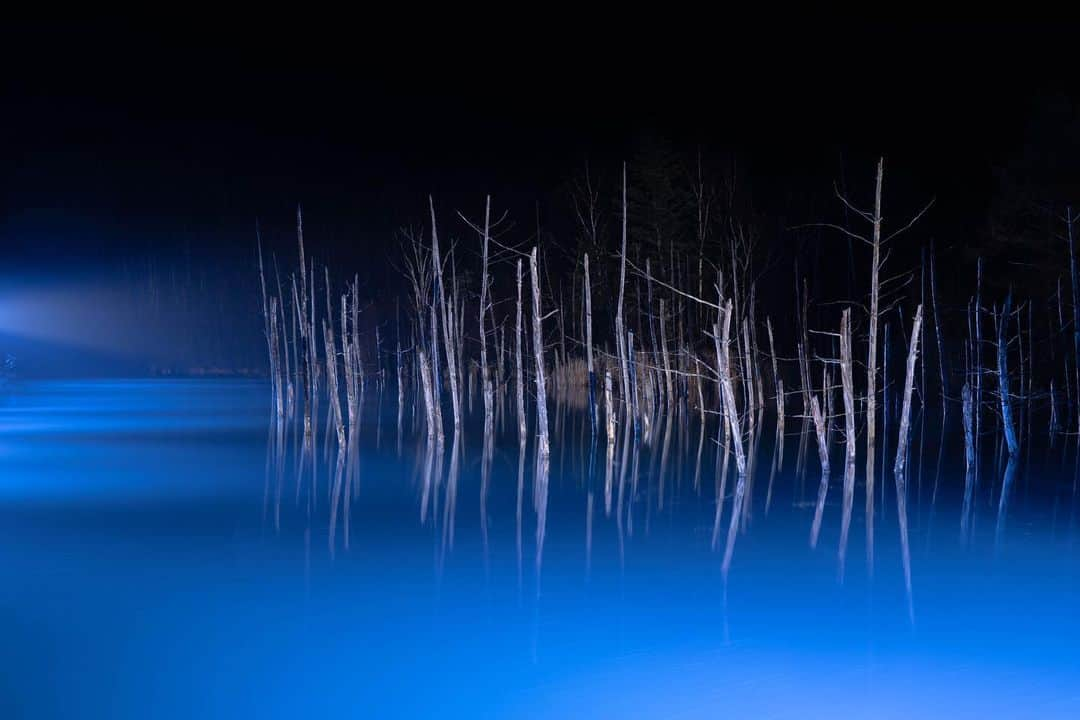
255;156;1080;593
258;208;369;446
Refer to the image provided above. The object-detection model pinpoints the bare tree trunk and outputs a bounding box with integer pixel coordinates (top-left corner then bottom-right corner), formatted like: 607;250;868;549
838;308;856;564
840;309;856;467
865;159;883;534
766;318;784;434
430;199;462;431
714;301;746;476
967;379;976;481
584;253;597;432
616;163;631;414
660;298;674;410
1050;379;1059;443
272;258;293;413
478;196;494;432
605;370;616;444
515;259;526;446
307;261;319;431
396;301;405;427
1067;207;1080;439
809;392;830;548
341;296;357;432
646;258;662;410
929;239;947;414
419;350;436;439
530;247;550;457
749;284;764;413
628;329;640;438
269;297;284;417
974;258;983;483
742;318;756;436
893;303;922;625
323;319;345;446
256;236;280;413
294;208;314;436
997;292;1020;457
895;305;924;477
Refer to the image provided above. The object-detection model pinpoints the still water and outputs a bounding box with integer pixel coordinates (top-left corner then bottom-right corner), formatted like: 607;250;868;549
1;379;1078;718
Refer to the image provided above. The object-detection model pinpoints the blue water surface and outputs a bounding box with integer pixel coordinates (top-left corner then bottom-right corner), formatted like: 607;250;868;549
1;380;1078;718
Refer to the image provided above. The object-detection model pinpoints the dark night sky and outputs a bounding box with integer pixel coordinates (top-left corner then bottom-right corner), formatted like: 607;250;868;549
2;21;1079;372
4;23;1077;251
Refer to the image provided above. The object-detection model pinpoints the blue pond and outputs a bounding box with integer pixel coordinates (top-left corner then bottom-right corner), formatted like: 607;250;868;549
1;379;1078;718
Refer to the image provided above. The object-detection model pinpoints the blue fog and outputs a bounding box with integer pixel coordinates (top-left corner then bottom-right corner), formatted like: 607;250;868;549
1;379;1078;718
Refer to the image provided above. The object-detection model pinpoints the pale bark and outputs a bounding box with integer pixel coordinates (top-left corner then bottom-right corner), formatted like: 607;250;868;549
530;247;550;456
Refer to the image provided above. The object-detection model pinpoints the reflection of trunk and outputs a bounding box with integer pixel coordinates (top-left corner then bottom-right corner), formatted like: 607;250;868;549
515;436;525;586
481;431;494;561
721;457;748;580
995;454;1019;547
327;445;347;554
442;436;461;556
658;411;674;510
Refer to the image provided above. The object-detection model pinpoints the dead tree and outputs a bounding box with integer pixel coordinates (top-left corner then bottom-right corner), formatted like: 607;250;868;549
419;350;436;440
963;384;974;467
895;305;924;477
866;160;884;532
929;239;947;413
530;247;550;456
837;308;857;561
1067;207;1080;437
997;291;1020;457
809;392;830;549
615;163;631;414
714;300;746;476
766;317;784;453
515;258;527;446
584;252;597;431
814;159;932;535
478;196;494;431
893;303;922;624
268;297;284;417
430;198;462;431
